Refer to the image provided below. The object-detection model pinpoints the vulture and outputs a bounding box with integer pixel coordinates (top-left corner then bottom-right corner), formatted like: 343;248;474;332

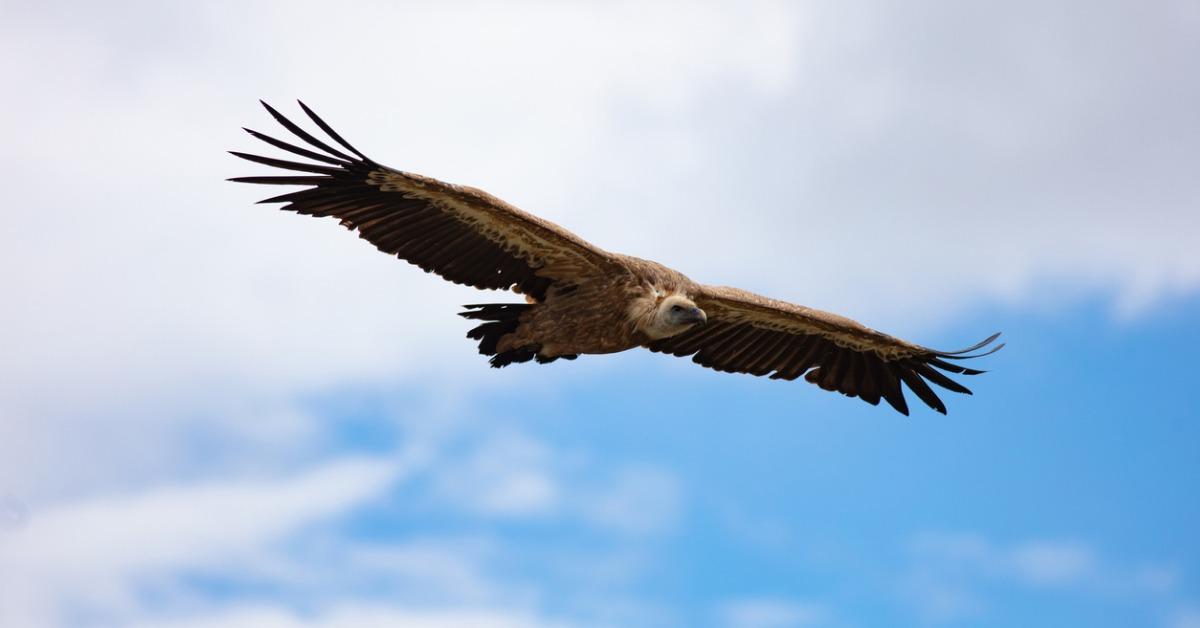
230;101;1003;416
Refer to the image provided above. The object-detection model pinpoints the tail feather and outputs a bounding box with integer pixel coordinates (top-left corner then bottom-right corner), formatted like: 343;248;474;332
459;304;576;367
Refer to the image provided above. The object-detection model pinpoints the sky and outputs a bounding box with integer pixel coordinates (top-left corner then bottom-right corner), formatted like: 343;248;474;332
1;1;1198;626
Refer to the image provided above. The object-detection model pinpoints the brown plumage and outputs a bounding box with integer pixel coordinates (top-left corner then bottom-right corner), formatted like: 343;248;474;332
230;101;1003;415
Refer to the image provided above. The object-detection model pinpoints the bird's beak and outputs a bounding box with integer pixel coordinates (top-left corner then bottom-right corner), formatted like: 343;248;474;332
690;307;707;325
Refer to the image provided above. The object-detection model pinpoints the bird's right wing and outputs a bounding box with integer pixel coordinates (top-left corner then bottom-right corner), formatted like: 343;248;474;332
230;101;623;301
646;285;1003;415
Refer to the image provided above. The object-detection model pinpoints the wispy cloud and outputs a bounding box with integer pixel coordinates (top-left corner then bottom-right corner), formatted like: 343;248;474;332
1008;541;1097;587
717;597;827;628
1170;605;1200;628
0;456;404;627
429;429;680;534
576;466;680;535
432;432;561;518
909;533;1095;588
0;421;679;628
125;604;575;628
902;532;1181;622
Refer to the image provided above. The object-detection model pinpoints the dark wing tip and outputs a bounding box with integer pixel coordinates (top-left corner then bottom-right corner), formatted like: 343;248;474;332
939;341;1006;361
254;99;357;163
258;99;281;118
933;331;1002;357
296;99;369;161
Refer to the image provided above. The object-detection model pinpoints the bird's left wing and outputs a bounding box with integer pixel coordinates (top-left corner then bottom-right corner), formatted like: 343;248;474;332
645;285;1002;415
230;101;622;301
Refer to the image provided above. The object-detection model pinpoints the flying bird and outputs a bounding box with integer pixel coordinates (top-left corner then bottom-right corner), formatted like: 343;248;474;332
230;101;1003;415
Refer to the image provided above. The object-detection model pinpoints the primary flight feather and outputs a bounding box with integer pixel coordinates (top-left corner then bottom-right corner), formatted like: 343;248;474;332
230;101;1003;416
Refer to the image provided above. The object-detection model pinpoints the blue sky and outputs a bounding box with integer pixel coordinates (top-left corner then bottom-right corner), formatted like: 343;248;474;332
286;296;1200;628
2;1;1199;627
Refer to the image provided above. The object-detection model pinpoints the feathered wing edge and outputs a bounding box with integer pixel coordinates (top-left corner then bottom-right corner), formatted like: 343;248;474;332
646;286;1003;415
228;100;618;301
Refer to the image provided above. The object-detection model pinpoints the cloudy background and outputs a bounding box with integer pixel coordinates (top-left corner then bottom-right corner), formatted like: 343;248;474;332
2;1;1198;626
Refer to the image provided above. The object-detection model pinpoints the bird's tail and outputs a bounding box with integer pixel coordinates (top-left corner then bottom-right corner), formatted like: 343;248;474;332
459;303;575;367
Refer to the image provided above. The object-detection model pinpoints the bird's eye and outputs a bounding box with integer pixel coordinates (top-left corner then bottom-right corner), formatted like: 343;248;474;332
671;305;683;312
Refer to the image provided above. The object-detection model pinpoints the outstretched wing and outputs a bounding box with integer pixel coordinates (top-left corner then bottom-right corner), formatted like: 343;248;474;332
230;101;620;300
646;285;1003;415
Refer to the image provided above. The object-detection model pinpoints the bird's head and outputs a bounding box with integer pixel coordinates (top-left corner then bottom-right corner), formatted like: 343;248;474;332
644;294;707;339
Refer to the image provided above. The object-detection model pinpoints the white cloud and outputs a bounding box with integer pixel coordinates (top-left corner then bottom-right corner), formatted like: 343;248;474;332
914;534;1097;587
904;531;1181;622
1009;541;1096;586
429;429;680;534
0;456;404;627
1170;606;1200;628
909;533;1100;589
126;604;575;628
433;432;560;518
3;1;1198;502
0;0;810;504
333;538;507;606
898;571;984;624
577;467;681;535
718;597;826;628
0;436;659;628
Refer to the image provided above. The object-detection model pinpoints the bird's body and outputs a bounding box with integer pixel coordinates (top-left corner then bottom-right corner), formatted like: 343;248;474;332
231;101;1003;415
474;254;697;360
